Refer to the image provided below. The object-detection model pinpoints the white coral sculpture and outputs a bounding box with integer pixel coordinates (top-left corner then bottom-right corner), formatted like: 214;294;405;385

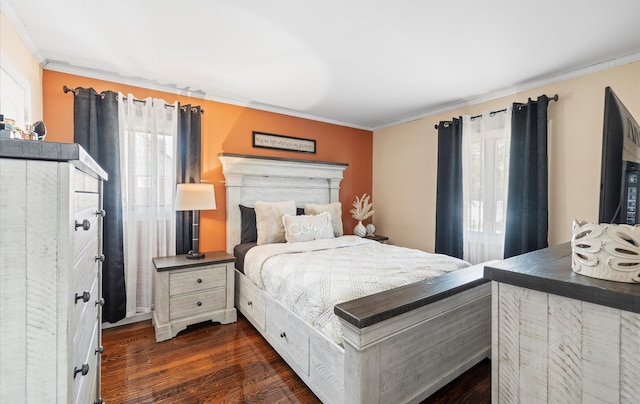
350;193;374;221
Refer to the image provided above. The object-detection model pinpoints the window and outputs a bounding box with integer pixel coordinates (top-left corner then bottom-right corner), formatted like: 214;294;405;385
462;107;512;264
118;95;178;317
0;55;31;128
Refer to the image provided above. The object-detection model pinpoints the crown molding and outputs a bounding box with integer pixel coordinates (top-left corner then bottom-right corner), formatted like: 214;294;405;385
373;52;640;131
43;60;372;131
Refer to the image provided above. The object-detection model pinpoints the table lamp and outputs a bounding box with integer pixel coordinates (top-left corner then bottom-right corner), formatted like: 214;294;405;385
175;183;216;259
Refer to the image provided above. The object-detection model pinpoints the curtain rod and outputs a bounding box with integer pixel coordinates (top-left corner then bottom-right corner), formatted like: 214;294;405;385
62;85;205;114
434;93;558;129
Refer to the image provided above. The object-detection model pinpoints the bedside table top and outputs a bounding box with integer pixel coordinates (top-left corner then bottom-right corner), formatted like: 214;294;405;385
153;251;235;272
365;234;389;242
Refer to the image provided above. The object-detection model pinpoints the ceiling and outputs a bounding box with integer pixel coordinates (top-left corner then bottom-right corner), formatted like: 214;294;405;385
3;0;640;130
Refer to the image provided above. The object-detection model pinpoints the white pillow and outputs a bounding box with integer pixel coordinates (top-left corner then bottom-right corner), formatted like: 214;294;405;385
282;212;334;243
254;200;296;245
304;202;343;236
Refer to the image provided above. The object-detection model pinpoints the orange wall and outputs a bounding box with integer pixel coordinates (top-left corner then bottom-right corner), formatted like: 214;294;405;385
43;70;372;252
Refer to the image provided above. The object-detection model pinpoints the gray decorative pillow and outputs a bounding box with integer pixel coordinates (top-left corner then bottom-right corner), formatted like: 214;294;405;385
282;212;334;243
304;202;343;236
254;200;296;245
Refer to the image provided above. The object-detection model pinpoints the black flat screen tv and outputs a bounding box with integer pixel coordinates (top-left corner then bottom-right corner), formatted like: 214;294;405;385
599;87;640;224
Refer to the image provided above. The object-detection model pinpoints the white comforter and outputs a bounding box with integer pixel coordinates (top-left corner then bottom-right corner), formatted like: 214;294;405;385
244;236;471;345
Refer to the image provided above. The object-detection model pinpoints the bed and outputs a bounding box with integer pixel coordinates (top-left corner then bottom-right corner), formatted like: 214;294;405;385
219;153;491;403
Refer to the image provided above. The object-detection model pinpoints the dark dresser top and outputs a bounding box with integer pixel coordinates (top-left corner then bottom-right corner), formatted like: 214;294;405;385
0;138;107;180
484;242;640;314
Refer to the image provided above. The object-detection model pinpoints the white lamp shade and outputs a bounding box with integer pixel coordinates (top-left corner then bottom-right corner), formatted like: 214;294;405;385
175;183;216;211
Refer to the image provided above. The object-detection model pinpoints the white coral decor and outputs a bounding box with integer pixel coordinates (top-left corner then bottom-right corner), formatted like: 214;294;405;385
350;193;374;221
571;219;640;283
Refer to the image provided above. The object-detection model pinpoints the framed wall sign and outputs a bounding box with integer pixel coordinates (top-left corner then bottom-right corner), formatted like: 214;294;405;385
252;131;316;154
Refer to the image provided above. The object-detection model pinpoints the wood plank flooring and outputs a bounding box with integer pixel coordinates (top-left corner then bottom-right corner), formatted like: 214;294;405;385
101;316;490;403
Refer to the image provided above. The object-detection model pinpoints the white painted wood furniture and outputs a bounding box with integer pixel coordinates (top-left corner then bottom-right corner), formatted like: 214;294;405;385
152;251;237;342
220;153;492;404
0;139;107;404
485;243;640;403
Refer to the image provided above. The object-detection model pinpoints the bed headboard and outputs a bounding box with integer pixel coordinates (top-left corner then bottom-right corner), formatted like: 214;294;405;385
219;153;348;253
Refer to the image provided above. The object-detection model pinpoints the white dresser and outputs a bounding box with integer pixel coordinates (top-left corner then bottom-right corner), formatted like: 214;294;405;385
0;139;107;404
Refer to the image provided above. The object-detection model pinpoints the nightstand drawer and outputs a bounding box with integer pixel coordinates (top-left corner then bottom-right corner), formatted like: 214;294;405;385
169;266;226;296
169;288;226;320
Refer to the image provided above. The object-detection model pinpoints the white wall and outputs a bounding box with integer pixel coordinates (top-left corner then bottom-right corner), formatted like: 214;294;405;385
373;62;640;252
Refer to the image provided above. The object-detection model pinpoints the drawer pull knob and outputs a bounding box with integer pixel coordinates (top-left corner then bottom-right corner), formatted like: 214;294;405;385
95;298;105;307
75;219;91;231
95;254;105;263
96;209;106;217
247;300;253;306
75;291;90;304
74;363;89;378
197;301;202;307
280;332;286;338
197;278;202;283
95;346;104;355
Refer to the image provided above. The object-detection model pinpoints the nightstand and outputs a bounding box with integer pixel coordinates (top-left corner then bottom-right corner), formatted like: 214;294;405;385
152;251;237;342
365;234;389;243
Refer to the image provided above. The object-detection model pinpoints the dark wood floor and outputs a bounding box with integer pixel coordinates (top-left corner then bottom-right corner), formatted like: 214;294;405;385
101;316;490;403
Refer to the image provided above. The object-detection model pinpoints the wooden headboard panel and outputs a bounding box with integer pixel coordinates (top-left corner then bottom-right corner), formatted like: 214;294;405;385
219;153;348;253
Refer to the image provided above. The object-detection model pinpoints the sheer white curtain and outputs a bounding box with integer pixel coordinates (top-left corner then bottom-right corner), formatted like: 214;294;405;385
461;106;512;264
118;93;178;317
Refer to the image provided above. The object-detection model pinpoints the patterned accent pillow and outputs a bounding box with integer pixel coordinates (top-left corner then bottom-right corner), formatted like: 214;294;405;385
282;212;334;243
254;200;297;245
304;202;343;237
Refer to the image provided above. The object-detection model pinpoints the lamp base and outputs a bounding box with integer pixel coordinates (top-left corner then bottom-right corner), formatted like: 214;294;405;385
185;251;205;260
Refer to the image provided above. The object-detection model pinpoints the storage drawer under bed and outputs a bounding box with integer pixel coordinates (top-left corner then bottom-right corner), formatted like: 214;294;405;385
266;298;310;376
235;271;266;331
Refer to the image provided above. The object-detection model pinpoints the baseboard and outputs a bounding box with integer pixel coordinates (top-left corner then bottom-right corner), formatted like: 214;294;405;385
102;312;152;329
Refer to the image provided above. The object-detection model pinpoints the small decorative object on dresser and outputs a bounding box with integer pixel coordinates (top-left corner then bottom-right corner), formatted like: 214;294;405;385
350;193;374;237
152;251;237;342
571;219;640;283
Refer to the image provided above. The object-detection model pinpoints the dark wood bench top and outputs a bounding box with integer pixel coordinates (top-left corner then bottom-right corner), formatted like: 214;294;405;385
334;263;489;329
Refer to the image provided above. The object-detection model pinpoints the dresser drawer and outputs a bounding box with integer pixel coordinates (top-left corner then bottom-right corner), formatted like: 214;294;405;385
72;234;99;292
72;282;99;365
169;288;226;320
169;265;226;296
74;191;100;213
73;167;100;193
73;207;99;259
71;268;99;339
266;299;310;375
236;272;266;331
72;320;99;404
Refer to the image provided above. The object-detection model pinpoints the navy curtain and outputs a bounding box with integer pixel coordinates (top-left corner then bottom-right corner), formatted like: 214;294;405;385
176;105;203;254
435;118;464;259
73;88;126;323
504;95;550;258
